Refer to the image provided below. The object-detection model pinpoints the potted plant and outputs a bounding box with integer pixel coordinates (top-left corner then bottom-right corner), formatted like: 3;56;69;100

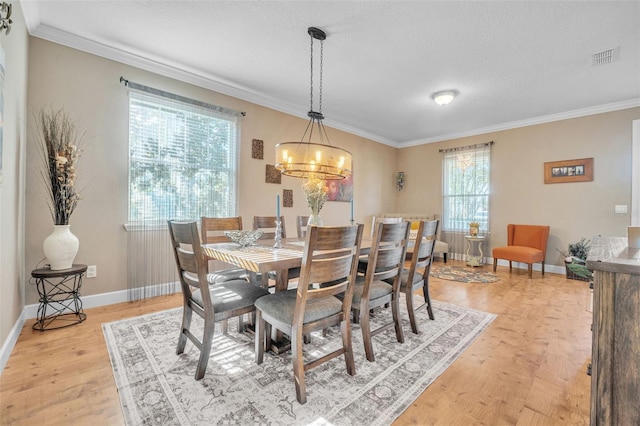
35;108;85;270
562;237;592;281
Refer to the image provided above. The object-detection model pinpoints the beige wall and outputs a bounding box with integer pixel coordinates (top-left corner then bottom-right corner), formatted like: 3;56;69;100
24;37;398;305
5;31;637;355
0;2;28;361
397;107;640;266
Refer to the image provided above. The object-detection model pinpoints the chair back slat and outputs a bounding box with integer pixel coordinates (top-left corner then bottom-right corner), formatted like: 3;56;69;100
253;215;287;240
201;216;243;244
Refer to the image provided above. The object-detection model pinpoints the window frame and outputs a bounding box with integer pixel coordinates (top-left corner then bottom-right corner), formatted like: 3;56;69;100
125;91;240;229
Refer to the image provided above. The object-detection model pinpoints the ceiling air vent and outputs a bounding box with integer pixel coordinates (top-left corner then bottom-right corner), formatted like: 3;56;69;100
592;48;618;66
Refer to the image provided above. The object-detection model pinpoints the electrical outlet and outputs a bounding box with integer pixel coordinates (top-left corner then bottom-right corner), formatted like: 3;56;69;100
615;205;628;214
87;265;97;278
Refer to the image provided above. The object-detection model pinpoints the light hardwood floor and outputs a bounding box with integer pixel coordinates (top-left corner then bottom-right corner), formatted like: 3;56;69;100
0;261;593;425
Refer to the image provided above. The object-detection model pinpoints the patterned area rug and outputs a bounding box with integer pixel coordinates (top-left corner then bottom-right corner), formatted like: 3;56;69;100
103;297;495;425
430;265;500;283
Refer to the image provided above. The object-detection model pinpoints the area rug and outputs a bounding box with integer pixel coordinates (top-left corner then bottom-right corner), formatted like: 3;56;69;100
103;297;495;426
430;265;500;283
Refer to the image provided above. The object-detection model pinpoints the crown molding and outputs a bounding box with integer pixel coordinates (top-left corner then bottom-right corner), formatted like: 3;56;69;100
401;98;640;148
25;22;637;150
28;23;399;147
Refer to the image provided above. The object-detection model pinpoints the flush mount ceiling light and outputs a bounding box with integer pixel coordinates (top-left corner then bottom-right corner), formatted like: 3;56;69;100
432;90;458;106
275;27;352;180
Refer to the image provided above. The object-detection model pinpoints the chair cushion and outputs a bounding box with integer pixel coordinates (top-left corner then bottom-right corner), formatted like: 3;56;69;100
396;269;424;289
191;279;269;314
206;268;248;284
351;275;393;304
493;246;544;264
254;289;343;325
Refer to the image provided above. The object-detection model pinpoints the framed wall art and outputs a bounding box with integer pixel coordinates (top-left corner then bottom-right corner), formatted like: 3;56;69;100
326;175;353;202
544;158;593;184
265;164;281;184
283;189;293;207
251;139;264;159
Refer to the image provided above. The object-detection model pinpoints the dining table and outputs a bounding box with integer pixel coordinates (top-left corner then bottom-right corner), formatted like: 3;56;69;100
201;239;307;292
202;236;371;353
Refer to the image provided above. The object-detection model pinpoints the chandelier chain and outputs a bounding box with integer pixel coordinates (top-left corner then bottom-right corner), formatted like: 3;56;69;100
319;39;323;114
309;33;314;113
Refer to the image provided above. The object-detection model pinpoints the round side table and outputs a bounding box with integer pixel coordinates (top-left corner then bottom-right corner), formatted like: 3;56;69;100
465;236;486;267
31;264;88;331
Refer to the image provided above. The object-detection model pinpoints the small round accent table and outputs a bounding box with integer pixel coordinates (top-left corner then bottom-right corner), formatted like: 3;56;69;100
465;236;486;267
31;264;87;331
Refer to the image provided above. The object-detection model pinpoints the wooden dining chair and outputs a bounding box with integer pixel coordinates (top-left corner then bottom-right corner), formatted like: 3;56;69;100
358;216;404;273
253;215;300;283
351;220;410;361
296;215;310;238
201;216;248;283
254;224;364;404
252;215;287;240
393;219;438;334
167;220;270;380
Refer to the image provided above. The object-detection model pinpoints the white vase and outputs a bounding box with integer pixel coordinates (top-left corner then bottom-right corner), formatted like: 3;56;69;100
43;225;80;270
308;212;323;227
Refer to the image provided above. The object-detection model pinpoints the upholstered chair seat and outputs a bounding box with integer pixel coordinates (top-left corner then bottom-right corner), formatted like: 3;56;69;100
492;224;550;279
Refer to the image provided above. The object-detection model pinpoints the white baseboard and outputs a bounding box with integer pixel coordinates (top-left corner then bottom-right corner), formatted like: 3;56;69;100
0;311;26;375
2;283;180;376
494;258;565;275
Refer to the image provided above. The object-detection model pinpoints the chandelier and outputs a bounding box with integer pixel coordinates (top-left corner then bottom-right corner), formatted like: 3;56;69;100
275;27;352;180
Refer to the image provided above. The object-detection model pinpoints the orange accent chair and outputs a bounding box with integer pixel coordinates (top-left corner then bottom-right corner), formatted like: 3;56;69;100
492;224;550;278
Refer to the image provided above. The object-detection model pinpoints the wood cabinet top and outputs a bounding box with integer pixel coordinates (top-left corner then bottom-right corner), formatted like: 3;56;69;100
587;235;640;275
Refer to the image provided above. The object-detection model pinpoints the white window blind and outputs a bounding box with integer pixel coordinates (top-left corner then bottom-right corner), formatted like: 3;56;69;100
442;143;491;232
127;91;239;225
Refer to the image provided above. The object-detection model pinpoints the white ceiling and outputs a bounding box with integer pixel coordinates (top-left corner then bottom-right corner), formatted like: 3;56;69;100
22;1;640;147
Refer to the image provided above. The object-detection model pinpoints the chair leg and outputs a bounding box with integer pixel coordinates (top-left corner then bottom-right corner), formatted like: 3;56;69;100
177;305;192;354
406;289;419;334
493;258;498;273
360;310;375;362
391;294;405;344
443;253;447;263
423;283;434;320
509;261;513;271
542;261;545;275
237;315;244;333
291;325;307;404
341;319;356;377
528;264;533;279
352;307;360;324
255;310;265;364
195;318;215;380
221;319;229;335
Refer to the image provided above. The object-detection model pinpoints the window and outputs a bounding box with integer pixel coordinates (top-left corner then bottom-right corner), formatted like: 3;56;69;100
127;91;239;224
442;143;491;232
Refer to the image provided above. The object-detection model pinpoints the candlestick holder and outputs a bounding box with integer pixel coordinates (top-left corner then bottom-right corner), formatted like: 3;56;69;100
273;221;283;248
